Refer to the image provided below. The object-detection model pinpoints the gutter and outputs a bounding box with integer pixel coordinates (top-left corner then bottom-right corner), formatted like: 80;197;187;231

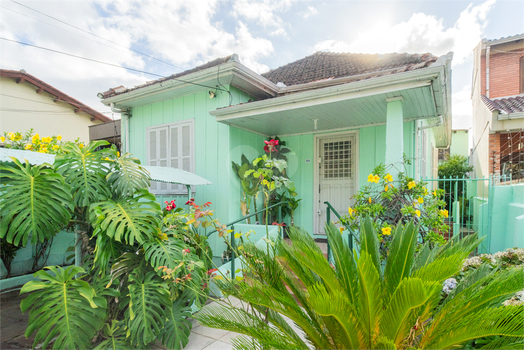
211;65;444;119
417;115;443;130
497;112;524;120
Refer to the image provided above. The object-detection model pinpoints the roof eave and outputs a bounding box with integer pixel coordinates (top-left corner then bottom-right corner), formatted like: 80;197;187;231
100;62;279;108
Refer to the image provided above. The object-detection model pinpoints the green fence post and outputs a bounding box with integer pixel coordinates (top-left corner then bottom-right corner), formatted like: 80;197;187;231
230;225;235;280
326;206;331;262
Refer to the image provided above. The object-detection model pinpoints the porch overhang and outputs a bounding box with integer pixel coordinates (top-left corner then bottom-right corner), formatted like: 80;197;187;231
211;57;452;148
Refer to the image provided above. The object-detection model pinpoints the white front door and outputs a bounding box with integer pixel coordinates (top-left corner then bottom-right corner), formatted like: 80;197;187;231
316;133;357;235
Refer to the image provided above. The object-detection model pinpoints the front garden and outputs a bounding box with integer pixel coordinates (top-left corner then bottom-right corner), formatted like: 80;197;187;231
0;130;522;349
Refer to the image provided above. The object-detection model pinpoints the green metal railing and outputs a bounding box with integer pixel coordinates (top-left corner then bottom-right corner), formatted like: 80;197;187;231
422;176;492;252
206;201;288;279
324;201;359;261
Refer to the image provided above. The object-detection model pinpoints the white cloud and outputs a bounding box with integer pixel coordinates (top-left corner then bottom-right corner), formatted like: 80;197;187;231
231;0;295;36
452;85;473;130
314;0;496;65
301;6;317;19
0;0;274;112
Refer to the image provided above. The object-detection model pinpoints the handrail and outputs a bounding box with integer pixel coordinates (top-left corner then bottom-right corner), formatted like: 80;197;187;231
324;201;359;258
206;200;288;280
206;201;288;237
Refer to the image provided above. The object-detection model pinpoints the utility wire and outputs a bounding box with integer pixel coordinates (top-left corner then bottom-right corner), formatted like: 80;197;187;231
0;5;156;64
0;37;228;92
11;0;186;72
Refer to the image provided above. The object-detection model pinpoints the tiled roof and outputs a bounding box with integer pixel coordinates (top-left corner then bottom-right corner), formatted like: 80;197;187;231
261;52;438;86
99;55;233;99
0;69;111;122
481;95;524;114
486;33;524;44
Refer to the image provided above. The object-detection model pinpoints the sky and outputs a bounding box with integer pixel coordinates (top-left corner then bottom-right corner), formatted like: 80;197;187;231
1;0;523;129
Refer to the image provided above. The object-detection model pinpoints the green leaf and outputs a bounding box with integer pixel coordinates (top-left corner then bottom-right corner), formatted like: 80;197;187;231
89;189;161;245
55;140;112;208
94;320;132;350
124;271;171;348
360;216;381;278
0;158;73;246
106;153;151;197
160;298;193;350
20;266;106;350
143;236;185;270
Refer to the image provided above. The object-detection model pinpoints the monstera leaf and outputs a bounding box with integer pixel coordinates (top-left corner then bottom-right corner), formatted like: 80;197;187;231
106;152;151;197
94;320;131;350
124;271;172;348
55;141;111;208
90;189;161;245
160;297;193;350
143;236;186;270
20;266;107;349
0;158;73;246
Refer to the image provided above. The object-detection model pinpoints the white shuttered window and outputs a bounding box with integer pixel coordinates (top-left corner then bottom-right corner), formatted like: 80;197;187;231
147;120;194;194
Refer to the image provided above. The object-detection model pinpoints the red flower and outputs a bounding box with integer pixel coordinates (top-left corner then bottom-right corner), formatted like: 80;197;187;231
166;205;173;211
264;139;279;153
272;222;286;227
207;268;218;275
183;248;190;254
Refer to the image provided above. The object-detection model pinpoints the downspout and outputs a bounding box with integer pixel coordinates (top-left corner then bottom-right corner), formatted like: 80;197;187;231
110;102;130;153
486;46;490;98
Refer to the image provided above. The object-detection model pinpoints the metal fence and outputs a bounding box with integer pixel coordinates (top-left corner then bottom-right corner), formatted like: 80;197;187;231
422;176;492;254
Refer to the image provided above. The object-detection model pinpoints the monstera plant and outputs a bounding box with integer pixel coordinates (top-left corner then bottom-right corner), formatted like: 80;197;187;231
196;218;524;350
1;141;207;349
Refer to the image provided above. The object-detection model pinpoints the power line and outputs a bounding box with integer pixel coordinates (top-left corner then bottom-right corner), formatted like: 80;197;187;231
0;93;110;113
0;37;228;92
10;0;186;72
0;5;155;64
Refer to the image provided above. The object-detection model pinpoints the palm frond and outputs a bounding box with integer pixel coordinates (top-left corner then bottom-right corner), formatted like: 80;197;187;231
55;140;111;208
440;263;493;309
0;158;73;246
384;222;418;301
20;266;106;349
196;303;307;350
90;189;161;245
480;335;524;349
325;223;359;308
410;253;464;282
422;305;524;349
106;152;151;197
160;297;193;350
357;251;383;349
359;216;381;278
124;271;171;348
380;277;427;346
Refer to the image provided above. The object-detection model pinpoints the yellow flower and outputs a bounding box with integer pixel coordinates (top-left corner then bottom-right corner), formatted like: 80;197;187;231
0;136;5;143
79;144;84;149
57;135;62;141
374;175;380;183
432;190;437;197
234;233;242;239
8;132;15;140
348;207;354;216
384;173;393;182
385;185;389;192
424;187;428;196
415;210;421;217
367;174;375;183
116;151;120;157
440;209;449;218
381;227;392;236
417;197;424;204
14;134;22;141
52;145;59;150
32;133;40;143
25;143;32;150
41;136;52;143
369;197;372;204
339;227;344;234
407;181;416;190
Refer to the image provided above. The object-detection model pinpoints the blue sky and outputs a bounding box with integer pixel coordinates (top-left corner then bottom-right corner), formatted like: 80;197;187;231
1;0;523;129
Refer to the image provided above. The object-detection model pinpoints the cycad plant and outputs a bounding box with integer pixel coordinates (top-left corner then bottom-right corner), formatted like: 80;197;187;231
1;141;208;349
196;218;524;349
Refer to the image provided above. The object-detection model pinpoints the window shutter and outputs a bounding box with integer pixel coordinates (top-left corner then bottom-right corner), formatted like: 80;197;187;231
148;129;158;192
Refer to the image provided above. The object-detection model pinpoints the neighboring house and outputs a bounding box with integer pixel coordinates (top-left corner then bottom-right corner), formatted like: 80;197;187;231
99;51;452;247
471;34;524;182
0;69;111;143
89;119;122;151
438;129;470;162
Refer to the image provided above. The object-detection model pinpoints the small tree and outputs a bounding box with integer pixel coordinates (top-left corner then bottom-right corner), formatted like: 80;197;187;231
438;154;474;214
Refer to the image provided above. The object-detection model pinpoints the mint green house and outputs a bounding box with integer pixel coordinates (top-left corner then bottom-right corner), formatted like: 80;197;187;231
99;51;453;252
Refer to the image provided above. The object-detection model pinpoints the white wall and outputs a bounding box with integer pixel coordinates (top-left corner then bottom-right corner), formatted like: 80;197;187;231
0;76;102;143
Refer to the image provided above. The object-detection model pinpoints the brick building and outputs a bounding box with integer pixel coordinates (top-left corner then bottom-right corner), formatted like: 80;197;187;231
471;34;524;182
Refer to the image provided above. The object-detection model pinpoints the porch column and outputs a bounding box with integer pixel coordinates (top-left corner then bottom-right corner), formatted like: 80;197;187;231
385;97;404;178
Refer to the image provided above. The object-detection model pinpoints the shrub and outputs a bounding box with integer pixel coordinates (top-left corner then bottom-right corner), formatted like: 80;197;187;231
196;219;524;350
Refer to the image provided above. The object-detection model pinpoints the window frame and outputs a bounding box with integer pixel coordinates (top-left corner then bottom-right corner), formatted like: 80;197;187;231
146;119;195;195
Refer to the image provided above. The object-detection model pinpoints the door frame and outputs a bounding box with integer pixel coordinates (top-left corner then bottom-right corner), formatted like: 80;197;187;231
313;130;360;236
